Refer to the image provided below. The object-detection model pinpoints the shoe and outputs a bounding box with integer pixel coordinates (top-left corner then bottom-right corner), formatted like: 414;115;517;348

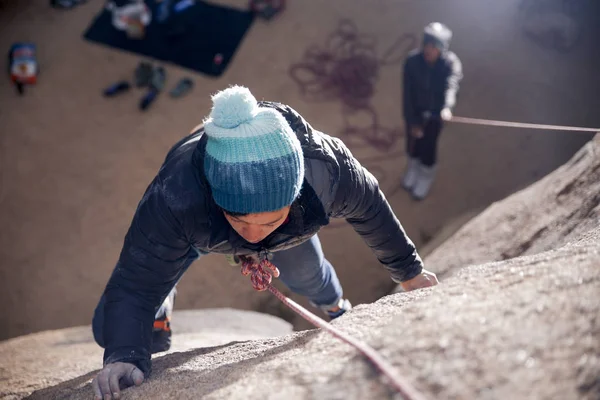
102;80;130;97
151;316;171;353
151;287;176;353
134;61;154;88
140;67;166;111
402;157;420;191
169;77;194;98
51;0;86;9
326;298;352;320
411;164;436;200
150;66;166;92
139;89;159;111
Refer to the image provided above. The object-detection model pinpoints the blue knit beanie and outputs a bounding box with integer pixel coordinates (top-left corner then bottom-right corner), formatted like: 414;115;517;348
203;86;304;214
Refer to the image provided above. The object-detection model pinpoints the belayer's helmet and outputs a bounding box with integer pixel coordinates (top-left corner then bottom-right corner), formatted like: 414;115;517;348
423;22;453;51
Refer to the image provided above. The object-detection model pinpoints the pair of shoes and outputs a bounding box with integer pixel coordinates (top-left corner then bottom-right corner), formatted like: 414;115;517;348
151;287;176;353
135;62;168;92
401;157;436;200
104;62;168;111
325;298;352;320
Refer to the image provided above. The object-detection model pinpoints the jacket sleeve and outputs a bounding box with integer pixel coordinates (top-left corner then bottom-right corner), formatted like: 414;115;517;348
328;139;424;282
402;58;420;126
102;176;196;376
443;53;463;110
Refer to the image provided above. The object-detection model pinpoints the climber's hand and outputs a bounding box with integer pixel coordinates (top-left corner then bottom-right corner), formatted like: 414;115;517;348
400;269;439;291
92;362;144;400
440;108;453;121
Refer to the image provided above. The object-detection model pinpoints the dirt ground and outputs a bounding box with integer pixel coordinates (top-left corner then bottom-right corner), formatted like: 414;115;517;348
1;0;599;340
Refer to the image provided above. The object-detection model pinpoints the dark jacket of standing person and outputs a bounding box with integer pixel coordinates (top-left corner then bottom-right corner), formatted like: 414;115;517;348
403;27;463;126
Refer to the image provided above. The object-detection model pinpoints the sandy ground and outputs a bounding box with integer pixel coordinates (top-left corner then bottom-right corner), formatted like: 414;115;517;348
1;0;599;340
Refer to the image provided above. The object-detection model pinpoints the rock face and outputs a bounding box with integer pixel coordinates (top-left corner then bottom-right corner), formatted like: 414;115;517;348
12;135;600;399
0;309;292;399
23;230;600;400
5;142;600;398
425;133;600;279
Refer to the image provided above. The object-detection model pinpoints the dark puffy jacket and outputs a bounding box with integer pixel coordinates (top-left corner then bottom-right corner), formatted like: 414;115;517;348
403;49;463;126
101;102;423;375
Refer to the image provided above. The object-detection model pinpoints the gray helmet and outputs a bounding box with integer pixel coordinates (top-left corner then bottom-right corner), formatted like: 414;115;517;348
423;22;453;51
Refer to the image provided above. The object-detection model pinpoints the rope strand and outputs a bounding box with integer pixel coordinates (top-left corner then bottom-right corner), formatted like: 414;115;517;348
451;116;599;133
240;256;427;400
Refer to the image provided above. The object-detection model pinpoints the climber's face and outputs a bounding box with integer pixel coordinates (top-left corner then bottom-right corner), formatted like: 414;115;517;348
224;206;290;244
423;43;441;64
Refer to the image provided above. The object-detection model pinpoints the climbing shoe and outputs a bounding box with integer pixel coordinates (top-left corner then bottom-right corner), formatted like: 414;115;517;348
151;316;171;353
326;298;352;320
151;287;176;353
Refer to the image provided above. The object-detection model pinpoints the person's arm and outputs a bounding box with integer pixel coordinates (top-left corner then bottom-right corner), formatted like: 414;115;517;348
101;176;195;374
262;101;434;287
443;53;463;111
327;139;425;283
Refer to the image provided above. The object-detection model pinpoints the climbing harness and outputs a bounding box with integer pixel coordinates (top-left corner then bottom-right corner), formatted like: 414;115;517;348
239;255;428;400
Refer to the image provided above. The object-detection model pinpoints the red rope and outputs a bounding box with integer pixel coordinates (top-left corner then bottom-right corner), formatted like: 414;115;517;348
240;256;280;291
240;256;428;400
289;19;416;152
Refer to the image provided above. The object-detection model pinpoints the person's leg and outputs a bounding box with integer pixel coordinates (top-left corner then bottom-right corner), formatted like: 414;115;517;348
272;235;350;317
402;122;422;190
92;249;201;351
419;118;442;167
412;118;443;199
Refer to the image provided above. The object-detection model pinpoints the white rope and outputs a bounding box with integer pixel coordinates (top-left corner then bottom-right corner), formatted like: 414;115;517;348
451;116;599;133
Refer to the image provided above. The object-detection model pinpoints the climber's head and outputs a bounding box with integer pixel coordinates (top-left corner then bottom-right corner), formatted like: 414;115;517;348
202;85;303;243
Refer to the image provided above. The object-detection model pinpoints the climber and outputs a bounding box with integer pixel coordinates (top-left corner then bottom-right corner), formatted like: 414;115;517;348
91;86;438;399
402;22;463;200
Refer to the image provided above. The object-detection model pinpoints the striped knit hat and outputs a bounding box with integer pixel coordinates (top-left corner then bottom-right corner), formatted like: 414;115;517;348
203;86;304;214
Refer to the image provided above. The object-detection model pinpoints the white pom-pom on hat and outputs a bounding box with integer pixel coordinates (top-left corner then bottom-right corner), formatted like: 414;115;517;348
208;85;259;129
